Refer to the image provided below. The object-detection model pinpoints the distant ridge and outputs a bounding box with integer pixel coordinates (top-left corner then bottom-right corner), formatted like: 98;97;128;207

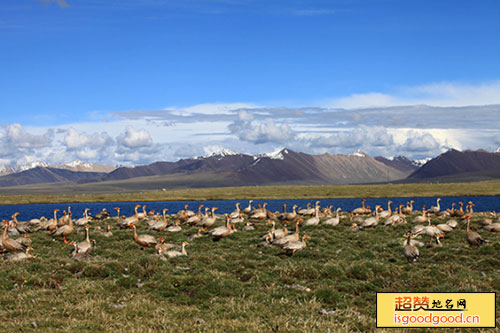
0;167;107;187
375;156;420;173
406;149;500;182
101;148;409;186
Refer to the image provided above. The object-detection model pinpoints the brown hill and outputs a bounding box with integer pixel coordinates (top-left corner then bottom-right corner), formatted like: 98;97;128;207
407;149;500;181
0;167;107;187
101;149;408;186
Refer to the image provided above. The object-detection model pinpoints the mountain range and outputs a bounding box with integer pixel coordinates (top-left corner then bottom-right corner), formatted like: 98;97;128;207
0;148;499;191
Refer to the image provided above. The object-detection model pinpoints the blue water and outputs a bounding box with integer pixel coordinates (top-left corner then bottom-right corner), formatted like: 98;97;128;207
1;196;499;221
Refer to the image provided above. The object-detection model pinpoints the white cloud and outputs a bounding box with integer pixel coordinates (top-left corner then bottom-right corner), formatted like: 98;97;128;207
325;81;500;109
228;111;296;144
401;131;441;152
63;127;113;150
116;126;153;148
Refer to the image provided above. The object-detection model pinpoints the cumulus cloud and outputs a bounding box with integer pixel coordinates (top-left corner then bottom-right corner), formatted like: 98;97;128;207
311;126;394;149
401;131;441;152
116;126;153;148
0;124;54;164
63;128;113;150
228;110;296;144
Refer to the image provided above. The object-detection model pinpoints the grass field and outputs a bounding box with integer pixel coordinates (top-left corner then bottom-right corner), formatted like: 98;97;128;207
1;179;500;205
1;210;499;331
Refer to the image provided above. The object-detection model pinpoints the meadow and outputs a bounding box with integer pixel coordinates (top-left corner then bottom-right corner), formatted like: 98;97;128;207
1;207;499;331
1;179;500;205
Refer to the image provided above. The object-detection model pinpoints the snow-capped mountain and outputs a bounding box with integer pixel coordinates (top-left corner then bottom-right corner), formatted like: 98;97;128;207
0;160;115;176
349;149;368;158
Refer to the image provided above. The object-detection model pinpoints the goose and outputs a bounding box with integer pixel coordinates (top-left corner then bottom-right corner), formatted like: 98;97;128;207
465;216;483;246
75;208;91;226
304;203;320;226
52;212;74;244
6;246;34;261
229;203;241;219
446;219;459;229
58;210;69;226
401;200;414;215
428;198;441;215
175;204;194;221
385;206;402;226
163;241;189;258
323;208;341;226
2;220;27;253
242;200;253;215
271;221;288;239
197;207;217;228
186;205;204;225
283;235;310;255
14;234;32;247
352;199;368;215
72;224;93;257
250;203;268;220
257;233;273;247
412;206;427;224
273;218;302;247
155;237;176;252
242;222;255;231
131;224;157;250
94;208;110;221
209;215;233;241
119;204;141;229
419;218;444;245
135;205;147;220
436;223;453;233
11;213;31;234
188;228;205;241
46;209;60;232
230;215;245;224
149;209;169;231
452;202;464;218
379;201;393;219
277;204;288;221
358;206;380;229
285;205;298;222
100;225;113;237
165;220;182;233
305;201;320;216
403;233;419;263
297;203;311;216
484;223;500;233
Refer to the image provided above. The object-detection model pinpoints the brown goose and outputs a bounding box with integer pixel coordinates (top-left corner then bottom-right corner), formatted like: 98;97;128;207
163;241;189;258
52;212;74;243
403;232;419;263
72;225;93;257
465;216;483;246
119;204;141;229
186;205;204;225
2;220;27;253
131;224;157;250
283;235;310;255
273;218;302;247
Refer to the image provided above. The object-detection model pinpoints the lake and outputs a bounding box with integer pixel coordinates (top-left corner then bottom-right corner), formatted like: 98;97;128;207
1;196;499;221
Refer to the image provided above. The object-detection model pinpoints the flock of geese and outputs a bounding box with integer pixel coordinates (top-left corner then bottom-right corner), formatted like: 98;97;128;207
1;198;499;263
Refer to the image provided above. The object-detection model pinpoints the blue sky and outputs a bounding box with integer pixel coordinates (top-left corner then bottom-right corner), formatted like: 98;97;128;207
1;0;500;166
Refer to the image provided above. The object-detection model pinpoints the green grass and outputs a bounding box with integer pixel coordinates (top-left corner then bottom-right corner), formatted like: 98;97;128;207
1;212;499;331
1;180;500;205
